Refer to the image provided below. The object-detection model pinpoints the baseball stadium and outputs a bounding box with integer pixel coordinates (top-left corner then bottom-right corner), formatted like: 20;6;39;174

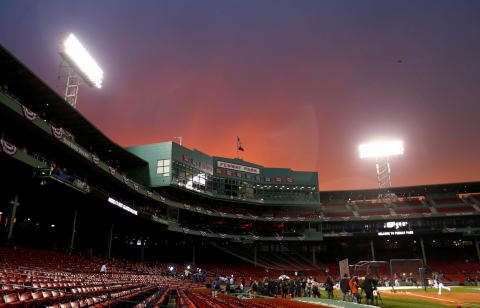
1;41;480;307
1;1;480;307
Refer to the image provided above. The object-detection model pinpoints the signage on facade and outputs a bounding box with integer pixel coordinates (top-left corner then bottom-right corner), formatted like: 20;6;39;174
217;161;260;174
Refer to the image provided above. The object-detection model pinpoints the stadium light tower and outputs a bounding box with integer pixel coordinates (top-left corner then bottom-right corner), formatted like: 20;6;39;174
359;140;404;200
58;33;103;108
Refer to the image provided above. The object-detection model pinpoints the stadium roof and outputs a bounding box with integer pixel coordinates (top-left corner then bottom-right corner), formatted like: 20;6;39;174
320;180;480;202
0;44;147;168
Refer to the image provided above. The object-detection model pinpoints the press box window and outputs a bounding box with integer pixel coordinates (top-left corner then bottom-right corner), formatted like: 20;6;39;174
156;159;170;176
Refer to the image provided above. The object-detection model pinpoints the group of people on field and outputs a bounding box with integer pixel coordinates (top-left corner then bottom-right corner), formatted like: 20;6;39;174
339;274;378;305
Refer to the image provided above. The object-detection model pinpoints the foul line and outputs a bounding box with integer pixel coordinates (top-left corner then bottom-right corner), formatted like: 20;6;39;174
405;291;458;303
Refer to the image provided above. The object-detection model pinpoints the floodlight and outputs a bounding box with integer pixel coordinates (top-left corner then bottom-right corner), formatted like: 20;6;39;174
359;140;404;159
60;33;103;88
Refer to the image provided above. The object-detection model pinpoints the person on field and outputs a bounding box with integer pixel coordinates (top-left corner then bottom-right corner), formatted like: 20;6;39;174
349;276;360;303
340;274;351;302
437;273;451;295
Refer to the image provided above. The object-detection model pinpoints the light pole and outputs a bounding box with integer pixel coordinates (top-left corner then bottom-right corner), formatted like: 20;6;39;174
359;140;404;200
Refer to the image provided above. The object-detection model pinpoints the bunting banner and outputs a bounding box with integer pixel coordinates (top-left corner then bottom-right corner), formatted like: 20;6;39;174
200;231;207;237
206;210;213;216
323;217;330;221
339;231;349;237
298;217;305;221
282;216;290;221
275;235;283;241
249;214;258;220
342;217;350;221
446;227;456;233
266;217;273;221
236;213;243;219
1;140;17;156
21;105;38;121
422;213;432;217
147;191;152;197
133;184;139;191
219;212;227;217
109;167;116;176
160;196;166;201
297;235;305;241
361;216;370;220
219;233;227;238
50;125;63;140
182;227;189;234
122;176;129;184
183;204;191;210
91;154;100;165
401;214;409;219
252;235;260;241
195;207;202;213
382;215;390;219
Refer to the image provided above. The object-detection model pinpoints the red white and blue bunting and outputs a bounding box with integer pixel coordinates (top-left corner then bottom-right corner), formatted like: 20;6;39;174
160;196;166;202
282;216;290;221
297;235;305;241
422;213;432;217
298;217;305;222
200;231;207;237
182;227;190;234
382;215;390;219
219;233;227;238
183;204;191;210
109;167;116;176
266;217;273;221
195;207;202;213
147;191;152;197
323;217;330;222
343;217;350;221
252;235;260;241
275;234;283;241
50;125;63;140
91;154;100;165
122;176;129;184
1;139;17;156
134;184;139;191
21;105;38;121
206;210;213;216
219;212;227;217
236;213;243;219
361;216;370;220
249;214;258;220
446;227;456;233
401;214;409;219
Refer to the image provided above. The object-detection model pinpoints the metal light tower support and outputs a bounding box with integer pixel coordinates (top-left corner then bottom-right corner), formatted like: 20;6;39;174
64;69;81;108
375;156;392;190
375;155;396;201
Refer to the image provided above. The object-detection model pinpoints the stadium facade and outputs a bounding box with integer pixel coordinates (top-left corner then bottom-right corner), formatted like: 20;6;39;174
1;43;480;271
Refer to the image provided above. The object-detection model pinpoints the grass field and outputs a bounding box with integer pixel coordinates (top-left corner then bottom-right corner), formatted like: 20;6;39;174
393;286;480;294
318;287;480;307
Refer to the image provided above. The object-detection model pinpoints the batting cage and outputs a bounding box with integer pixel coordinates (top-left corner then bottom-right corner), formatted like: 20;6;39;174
390;258;427;291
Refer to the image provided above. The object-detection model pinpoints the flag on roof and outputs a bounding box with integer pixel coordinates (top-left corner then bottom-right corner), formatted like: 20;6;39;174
237;136;244;151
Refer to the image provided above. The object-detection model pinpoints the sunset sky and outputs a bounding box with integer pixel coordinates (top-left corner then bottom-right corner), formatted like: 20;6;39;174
1;0;480;190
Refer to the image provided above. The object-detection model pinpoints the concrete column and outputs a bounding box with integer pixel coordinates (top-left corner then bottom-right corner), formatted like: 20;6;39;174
370;240;375;261
7;194;19;242
106;224;113;259
312;246;316;265
420;238;427;265
69;210;79;251
475;237;480;265
254;245;257;268
192;244;196;266
140;239;145;262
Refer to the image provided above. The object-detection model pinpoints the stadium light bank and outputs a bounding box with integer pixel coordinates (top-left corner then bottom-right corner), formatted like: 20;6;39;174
58;33;103;107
